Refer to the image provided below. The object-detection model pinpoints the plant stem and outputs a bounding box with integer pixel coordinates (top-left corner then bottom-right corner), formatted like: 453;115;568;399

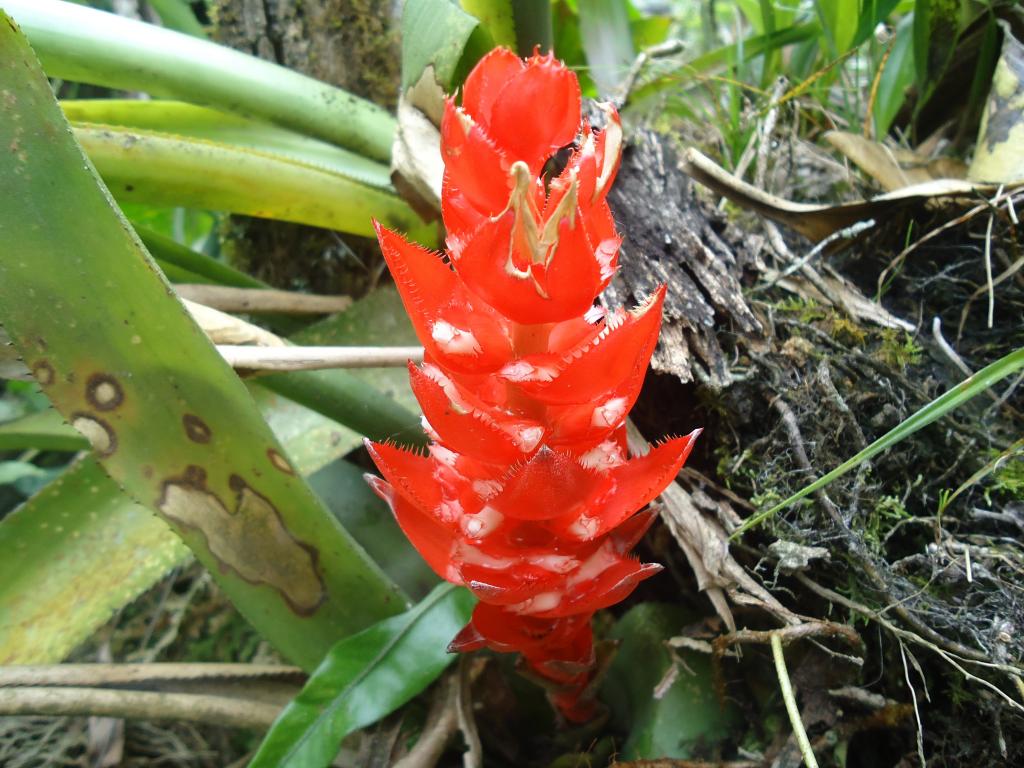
771;633;819;768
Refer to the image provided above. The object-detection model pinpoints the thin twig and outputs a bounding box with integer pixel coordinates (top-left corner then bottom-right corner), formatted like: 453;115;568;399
771;633;819;768
0;663;303;688
392;671;459;768
757;219;876;292
217;344;424;372
899;641;927;768
931;317;973;378
456;655;483;768
175;284;352;315
797;573;1024;712
984;207;996;328
715;620;862;652
0;687;281;730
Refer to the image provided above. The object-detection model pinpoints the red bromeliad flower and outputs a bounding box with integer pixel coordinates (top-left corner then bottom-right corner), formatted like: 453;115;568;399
366;48;700;722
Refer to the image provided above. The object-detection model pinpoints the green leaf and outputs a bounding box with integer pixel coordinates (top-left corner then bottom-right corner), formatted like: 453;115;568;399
0;408;89;452
462;0;516;49
145;0;207;38
967;23;1024;184
62;100;393;190
250;584;476;768
851;0;902;49
5;0;395;161
733;346;1024;537
0;457;190;665
0;12;405;671
133;226;267;289
0;460;47;485
627;22;820;106
401;0;492;91
309;457;438;602
578;0;636;97
816;0;860;56
0;297;412;666
72;124;428;240
511;0;554;54
602;603;736;759
873;13;917;136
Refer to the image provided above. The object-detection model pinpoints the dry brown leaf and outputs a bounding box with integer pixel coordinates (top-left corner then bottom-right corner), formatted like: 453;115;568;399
682;148;1001;242
826;132;969;192
390;68;445;219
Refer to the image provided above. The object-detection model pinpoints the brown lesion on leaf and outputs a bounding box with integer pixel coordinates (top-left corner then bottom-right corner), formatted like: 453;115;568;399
69;411;117;456
182;413;212;444
267;448;295;475
31;360;54;386
85;373;124;411
157;466;325;616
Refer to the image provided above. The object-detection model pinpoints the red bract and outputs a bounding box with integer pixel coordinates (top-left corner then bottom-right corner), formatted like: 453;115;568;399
367;48;700;722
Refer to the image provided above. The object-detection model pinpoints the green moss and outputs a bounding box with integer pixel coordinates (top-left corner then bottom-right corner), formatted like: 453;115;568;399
774;295;827;323
828;315;868;346
863;494;911;550
988;447;1024;501
878;329;923;367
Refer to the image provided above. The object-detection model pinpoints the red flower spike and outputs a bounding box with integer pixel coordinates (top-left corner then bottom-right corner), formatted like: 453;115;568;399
368;49;701;723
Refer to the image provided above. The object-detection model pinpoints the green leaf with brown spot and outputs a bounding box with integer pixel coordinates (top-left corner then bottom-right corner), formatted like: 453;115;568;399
0;355;416;665
0;12;407;671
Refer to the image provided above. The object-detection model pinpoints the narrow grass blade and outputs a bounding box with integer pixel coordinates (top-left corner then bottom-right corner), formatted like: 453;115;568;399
72;125;428;240
732;347;1024;538
5;0;395;161
249;584;475;768
0;13;404;670
62;100;392;190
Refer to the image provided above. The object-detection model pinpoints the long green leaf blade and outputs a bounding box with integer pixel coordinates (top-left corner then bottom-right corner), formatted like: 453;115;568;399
72;124;426;239
134;226;267;289
732;347;1024;537
0;13;404;670
4;0;395;161
249;584;475;768
61;100;393;190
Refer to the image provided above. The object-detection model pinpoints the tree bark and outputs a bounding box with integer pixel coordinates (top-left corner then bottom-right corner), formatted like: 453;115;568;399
211;0;401;296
